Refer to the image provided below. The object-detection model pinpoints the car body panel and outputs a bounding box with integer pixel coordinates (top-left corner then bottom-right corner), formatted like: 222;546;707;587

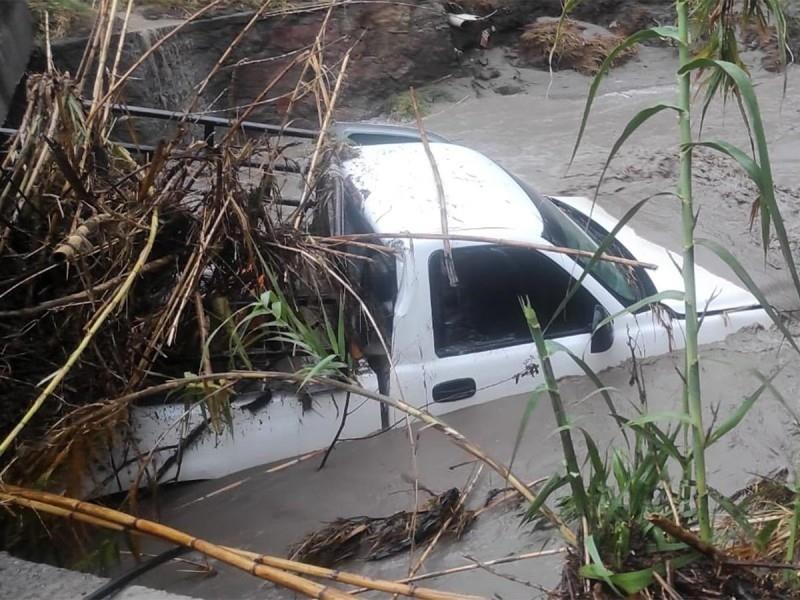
95;134;770;495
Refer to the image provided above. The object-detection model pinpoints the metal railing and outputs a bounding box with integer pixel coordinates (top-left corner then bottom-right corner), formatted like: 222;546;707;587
1;102;318;173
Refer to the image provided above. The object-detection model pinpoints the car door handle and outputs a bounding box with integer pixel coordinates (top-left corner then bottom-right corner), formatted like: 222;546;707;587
432;378;476;403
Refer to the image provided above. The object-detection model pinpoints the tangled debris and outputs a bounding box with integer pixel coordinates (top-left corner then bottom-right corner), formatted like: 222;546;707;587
289;488;476;567
518;17;637;76
0;0;383;501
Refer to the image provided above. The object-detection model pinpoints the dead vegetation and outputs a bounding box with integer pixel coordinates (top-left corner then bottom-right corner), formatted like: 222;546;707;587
0;0;378;499
289;488;476;567
518;18;637;76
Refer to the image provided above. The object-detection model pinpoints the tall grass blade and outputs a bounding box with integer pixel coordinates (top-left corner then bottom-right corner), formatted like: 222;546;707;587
592;290;685;332
593;104;682;200
706;368;782;447
523;472;568;523
546;192;675;333
570;26;683;166
523;300;590;528
548;340;628;445
509;384;545;476
680;58;800;300
696;238;800;354
708;486;756;540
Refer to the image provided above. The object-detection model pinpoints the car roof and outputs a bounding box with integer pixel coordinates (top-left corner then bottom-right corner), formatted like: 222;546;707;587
333;122;449;145
341;142;545;247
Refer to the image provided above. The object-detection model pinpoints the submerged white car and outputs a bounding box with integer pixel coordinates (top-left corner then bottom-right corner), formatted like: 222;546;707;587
96;129;769;495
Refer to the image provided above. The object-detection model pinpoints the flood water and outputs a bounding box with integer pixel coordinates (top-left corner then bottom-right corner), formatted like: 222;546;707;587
135;46;800;599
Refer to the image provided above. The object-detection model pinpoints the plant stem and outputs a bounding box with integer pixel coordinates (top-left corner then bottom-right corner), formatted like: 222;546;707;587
525;303;590;530
676;0;710;540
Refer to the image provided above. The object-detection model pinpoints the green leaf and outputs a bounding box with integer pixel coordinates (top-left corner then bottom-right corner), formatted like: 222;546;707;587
546;192;675;335
685;141;760;184
509;386;545;475
706;368;782;447
755;518;780;553
299;354;343;388
571;26;683;167
696;238;800;355
581;428;606;478
709;486;755;540
524;472;568;522
681;58;800;303
580;535;619;594
593;290;685;332
627;411;693;428
594;104;683;201
549;340;629;446
610;567;656;595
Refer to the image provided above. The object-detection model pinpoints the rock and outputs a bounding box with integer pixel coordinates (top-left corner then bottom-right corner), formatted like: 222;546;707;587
494;83;524;95
45;1;456;138
474;66;501;80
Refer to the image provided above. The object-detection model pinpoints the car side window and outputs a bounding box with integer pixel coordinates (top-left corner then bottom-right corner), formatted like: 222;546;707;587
429;246;598;358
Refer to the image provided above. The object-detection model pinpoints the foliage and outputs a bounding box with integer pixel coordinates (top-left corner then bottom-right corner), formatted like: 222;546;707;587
523;0;800;596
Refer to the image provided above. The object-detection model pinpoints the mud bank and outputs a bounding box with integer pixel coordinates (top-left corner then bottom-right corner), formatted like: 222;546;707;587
112;45;800;599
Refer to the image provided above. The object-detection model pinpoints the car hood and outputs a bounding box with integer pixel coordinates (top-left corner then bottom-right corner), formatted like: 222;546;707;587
553;196;761;315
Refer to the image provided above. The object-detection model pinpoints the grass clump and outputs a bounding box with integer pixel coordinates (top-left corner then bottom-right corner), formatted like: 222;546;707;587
386;90;431;121
29;0;95;39
519;17;637;76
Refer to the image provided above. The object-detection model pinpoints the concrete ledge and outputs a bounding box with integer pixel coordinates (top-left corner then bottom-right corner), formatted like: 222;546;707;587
0;552;199;600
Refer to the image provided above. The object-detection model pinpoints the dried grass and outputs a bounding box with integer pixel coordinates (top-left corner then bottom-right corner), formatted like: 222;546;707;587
518;18;637;76
0;0;368;498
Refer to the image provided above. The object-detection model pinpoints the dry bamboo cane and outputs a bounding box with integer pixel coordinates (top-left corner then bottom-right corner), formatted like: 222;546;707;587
223;547;483;600
1;487;351;600
0;488;482;600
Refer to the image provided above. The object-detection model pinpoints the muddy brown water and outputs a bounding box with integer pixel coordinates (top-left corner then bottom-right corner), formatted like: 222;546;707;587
130;46;800;599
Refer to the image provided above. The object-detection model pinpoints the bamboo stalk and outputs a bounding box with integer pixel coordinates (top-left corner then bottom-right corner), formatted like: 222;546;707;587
2;487;351;600
676;0;709;542
224;547;482;600
0;209;160;458
524;303;590;530
325;233;657;269
1;487;481;600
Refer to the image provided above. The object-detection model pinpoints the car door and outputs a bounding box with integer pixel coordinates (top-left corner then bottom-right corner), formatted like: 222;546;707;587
389;242;631;418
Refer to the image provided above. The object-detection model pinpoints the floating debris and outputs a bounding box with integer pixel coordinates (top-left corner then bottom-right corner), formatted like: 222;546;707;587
289;488;476;567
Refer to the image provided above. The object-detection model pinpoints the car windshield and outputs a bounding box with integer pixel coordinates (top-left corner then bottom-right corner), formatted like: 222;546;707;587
512;176;651;306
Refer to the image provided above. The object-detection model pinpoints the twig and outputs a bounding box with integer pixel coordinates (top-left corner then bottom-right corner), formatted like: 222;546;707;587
649;514;728;562
408;466;483;578
472;477;548;518
352;548;567;593
410;87;458;287
0;210;159;458
292;46;353;226
318;391;350;470
0;256;172;318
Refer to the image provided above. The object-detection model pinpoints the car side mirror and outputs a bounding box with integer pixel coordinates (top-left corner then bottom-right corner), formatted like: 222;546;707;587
591;304;613;354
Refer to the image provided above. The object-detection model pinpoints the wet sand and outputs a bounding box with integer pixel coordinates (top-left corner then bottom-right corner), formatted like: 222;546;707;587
133;46;800;598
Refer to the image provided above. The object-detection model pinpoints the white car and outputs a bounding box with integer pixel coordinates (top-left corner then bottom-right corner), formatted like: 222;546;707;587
94;131;769;495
